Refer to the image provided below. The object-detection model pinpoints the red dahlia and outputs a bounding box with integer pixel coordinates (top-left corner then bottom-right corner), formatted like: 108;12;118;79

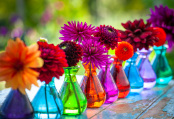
36;41;68;84
94;25;120;50
120;19;159;52
59;41;83;67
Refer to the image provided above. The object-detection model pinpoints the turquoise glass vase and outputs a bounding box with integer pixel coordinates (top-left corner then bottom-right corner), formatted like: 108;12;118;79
124;53;144;93
32;79;63;119
151;45;173;84
60;66;87;115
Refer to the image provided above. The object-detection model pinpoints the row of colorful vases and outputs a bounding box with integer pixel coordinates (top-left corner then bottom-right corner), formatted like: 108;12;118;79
0;45;173;119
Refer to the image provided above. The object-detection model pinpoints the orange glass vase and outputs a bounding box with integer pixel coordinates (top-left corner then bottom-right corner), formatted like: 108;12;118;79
80;63;106;108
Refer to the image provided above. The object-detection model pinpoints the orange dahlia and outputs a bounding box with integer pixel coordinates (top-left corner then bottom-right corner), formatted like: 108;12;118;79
153;27;166;46
115;41;134;61
0;38;43;94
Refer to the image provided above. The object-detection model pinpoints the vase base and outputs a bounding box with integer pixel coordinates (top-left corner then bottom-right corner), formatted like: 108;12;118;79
156;76;173;85
63;105;86;115
130;87;144;93
0;113;34;119
104;90;118;104
34;112;61;119
143;81;156;89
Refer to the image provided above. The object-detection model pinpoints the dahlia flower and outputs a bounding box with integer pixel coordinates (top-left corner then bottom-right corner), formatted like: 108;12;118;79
59;21;98;43
59;41;83;67
0;38;43;94
115;41;134;61
148;5;174;48
120;19;159;52
94;25;120;50
37;41;68;84
82;39;109;68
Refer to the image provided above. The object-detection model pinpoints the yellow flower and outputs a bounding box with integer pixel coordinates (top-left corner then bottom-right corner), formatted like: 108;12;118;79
0;38;43;94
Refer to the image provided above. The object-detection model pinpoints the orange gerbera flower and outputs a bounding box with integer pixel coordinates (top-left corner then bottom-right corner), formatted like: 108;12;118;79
115;41;134;61
0;38;43;94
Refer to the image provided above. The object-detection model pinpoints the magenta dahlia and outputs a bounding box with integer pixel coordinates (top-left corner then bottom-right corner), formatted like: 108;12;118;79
36;41;68;84
120;19;159;52
148;5;174;48
94;25;120;50
82;39;109;68
59;21;98;43
59;41;83;67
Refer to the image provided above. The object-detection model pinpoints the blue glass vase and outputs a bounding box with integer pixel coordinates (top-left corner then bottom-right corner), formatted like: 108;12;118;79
137;48;156;89
124;53;144;93
151;45;173;84
0;89;34;119
32;78;63;119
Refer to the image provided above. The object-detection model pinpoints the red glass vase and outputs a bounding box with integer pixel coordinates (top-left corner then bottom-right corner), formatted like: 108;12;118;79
80;63;106;108
110;58;130;98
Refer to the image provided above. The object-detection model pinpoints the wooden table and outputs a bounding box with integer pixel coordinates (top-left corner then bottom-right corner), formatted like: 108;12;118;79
0;76;174;119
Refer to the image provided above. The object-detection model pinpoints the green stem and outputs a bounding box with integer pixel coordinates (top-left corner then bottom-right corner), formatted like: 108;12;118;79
103;52;108;87
89;62;101;102
127;60;132;79
45;83;49;119
48;84;61;115
68;68;81;114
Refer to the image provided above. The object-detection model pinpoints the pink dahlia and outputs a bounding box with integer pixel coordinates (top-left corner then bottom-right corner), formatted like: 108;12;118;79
59;21;98;43
82;39;109;68
94;25;120;50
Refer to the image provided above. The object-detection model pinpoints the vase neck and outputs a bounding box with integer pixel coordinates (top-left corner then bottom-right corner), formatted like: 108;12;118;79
64;66;79;82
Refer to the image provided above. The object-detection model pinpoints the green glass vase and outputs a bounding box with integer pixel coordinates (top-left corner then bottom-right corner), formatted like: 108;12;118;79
152;45;173;84
60;66;87;115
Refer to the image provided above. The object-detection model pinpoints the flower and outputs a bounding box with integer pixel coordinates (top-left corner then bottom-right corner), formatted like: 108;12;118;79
59;21;98;43
94;25;120;50
120;19;159;52
115;41;134;61
59;41;83;67
0;38;43;94
36;41;68;84
152;27;166;47
82;39;109;68
148;5;174;48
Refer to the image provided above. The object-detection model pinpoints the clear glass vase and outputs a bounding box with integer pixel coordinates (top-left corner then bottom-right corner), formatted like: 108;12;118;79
81;63;106;108
151;45;173;84
60;66;87;115
137;48;156;89
124;53;144;93
98;61;118;103
110;58;130;98
0;89;34;119
32;79;63;119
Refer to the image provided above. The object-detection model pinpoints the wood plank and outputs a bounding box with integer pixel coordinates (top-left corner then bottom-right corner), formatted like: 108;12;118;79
90;81;174;119
138;86;174;119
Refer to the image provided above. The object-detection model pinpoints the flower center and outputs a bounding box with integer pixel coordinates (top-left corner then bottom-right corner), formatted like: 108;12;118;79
123;48;127;51
14;61;24;71
107;28;114;33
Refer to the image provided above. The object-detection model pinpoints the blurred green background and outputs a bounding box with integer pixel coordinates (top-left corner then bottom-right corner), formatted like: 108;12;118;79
0;0;173;75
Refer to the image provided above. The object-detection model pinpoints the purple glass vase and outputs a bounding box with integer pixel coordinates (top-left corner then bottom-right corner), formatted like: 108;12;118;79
98;61;119;104
138;48;156;89
0;89;34;119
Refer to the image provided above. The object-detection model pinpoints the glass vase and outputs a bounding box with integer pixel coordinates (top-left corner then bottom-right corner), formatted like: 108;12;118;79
98;61;119;104
32;79;63;119
151;45;173;84
0;89;34;119
111;57;130;98
137;48;156;89
60;66;87;115
124;53;144;93
81;63;106;108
